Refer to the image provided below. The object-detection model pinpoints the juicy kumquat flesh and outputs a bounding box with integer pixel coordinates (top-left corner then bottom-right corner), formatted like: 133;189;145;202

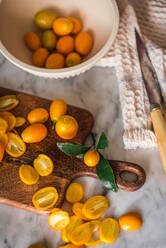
61;215;83;243
72;202;90;221
33;154;54;176
82;195;109;219
6;132;26;157
69;222;93;246
32;186;59;210
0;95;19;112
99;218;120;244
19;164;39;185
48;210;69;230
65;182;84;203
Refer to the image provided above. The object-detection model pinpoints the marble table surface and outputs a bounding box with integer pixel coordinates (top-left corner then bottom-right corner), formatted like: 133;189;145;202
0;53;166;248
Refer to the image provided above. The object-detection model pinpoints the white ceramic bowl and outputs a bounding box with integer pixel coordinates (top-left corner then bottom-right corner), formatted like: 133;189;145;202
0;0;119;78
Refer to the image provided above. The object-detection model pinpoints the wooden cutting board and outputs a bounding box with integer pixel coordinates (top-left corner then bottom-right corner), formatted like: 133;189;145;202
0;87;146;215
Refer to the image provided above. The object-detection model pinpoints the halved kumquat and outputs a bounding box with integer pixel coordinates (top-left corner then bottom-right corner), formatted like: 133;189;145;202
0;131;8;147
48;210;69;230
0;117;8;133
82;195;109;219
33;154;54;176
6;132;26;157
15;117;26;127
0;95;19;111
99;218;119;244
32;186;59;210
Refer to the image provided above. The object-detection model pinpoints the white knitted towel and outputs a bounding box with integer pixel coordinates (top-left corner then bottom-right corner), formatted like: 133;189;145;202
97;0;166;149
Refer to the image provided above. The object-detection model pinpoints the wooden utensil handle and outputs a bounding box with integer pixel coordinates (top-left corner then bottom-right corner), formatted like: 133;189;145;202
151;108;166;173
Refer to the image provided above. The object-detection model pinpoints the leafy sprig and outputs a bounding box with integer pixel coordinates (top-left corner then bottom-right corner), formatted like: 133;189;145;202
57;132;118;192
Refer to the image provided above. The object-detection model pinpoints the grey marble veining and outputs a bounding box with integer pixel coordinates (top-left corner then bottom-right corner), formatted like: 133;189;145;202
0;53;166;248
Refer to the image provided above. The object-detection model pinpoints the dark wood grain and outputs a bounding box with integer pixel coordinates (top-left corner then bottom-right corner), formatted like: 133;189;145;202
0;87;146;215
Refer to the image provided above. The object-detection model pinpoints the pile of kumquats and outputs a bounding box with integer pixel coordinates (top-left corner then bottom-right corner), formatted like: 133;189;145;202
29;182;143;248
24;10;93;69
0;95;143;248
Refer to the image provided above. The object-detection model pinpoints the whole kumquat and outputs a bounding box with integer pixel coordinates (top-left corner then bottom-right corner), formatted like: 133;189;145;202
34;10;57;30
84;150;100;167
53;17;73;36
24;32;41;51
42;30;57;51
65;52;81;67
75;32;93;56
0;117;8;133
68;17;82;34
55;115;78;140
49;99;67;126
27;108;49;124
56;36;74;55
32;48;49;67
45;53;65;69
21;123;47;143
118;212;142;231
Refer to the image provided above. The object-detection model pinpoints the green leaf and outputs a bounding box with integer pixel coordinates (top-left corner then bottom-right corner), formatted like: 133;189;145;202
95;132;109;150
57;143;89;157
76;154;85;159
96;155;118;192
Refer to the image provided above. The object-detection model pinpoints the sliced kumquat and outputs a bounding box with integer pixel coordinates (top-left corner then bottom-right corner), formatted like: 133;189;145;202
0;142;5;162
0;95;19;111
85;220;101;247
59;245;84;248
5;132;26;157
82;196;109;219
99;218;120;244
19;164;39;185
32;186;59;210
0;117;8;132
0;112;16;131
72;202;89;220
66;183;84;203
48;210;69;230
61;215;83;243
69;222;93;246
58;244;84;248
15;117;26;127
0;131;8;147
33;154;54;176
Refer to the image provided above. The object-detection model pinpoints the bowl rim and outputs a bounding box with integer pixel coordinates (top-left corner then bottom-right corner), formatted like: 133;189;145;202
0;0;119;77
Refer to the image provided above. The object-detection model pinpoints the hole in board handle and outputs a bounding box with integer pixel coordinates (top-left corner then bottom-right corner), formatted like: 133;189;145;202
120;171;138;183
